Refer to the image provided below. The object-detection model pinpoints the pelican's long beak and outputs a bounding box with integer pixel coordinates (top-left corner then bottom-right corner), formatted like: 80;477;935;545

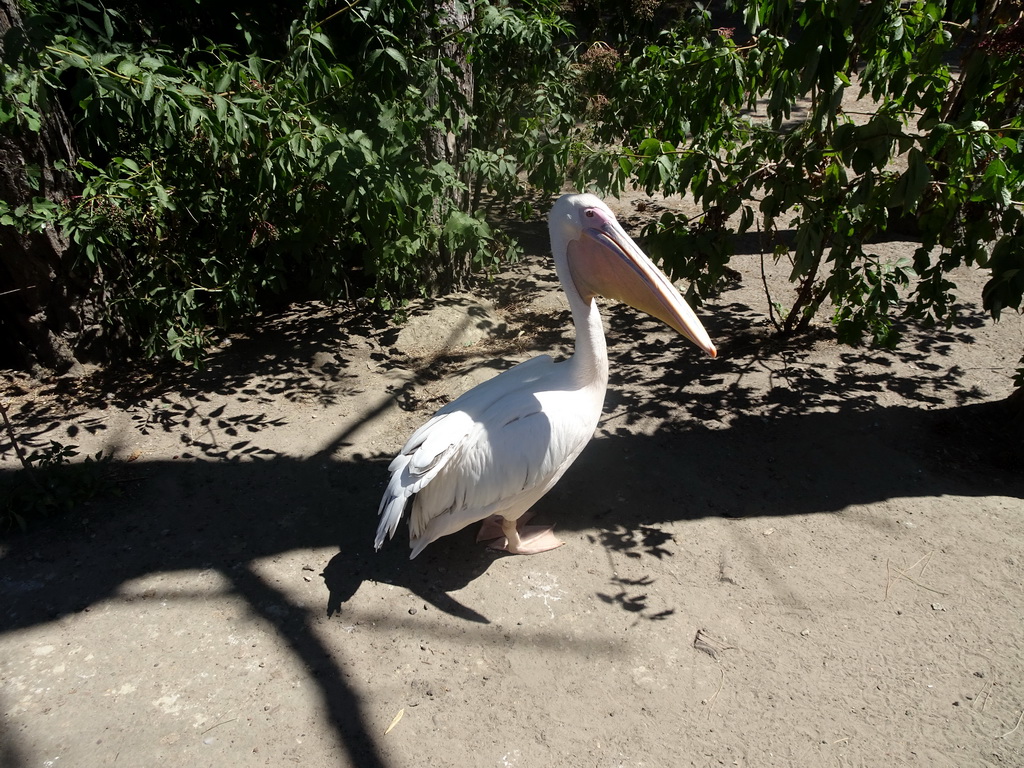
567;215;717;358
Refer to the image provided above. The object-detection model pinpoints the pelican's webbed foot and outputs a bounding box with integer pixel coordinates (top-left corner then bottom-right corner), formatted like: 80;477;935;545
477;513;564;555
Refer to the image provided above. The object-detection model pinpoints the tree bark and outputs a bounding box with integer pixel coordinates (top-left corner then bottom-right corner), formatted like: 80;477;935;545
419;0;475;293
1;0;92;374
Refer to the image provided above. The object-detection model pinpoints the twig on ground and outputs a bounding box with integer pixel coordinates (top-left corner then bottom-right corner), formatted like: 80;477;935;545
0;399;46;498
973;681;992;712
884;552;946;599
201;718;237;735
0;399;35;473
384;708;404;735
918;550;934;576
705;667;725;719
996;710;1024;739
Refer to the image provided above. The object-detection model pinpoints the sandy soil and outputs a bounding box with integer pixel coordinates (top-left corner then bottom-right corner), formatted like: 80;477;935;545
2;196;1023;768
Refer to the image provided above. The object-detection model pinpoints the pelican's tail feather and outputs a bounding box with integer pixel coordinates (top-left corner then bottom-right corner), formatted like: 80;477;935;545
374;461;414;551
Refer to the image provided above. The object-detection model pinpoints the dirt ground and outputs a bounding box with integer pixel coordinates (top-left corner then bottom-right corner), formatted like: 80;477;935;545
2;195;1023;768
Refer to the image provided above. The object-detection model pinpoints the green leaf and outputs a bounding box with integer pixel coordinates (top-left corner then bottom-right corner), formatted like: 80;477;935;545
925;123;954;156
153;184;172;208
309;31;334;51
739;204;755;234
116;60;140;78
639;138;662;157
983;157;1007;184
382;47;409;72
23;108;41;132
889;148;931;211
214;69;233;92
213;94;228;121
92;52;117;68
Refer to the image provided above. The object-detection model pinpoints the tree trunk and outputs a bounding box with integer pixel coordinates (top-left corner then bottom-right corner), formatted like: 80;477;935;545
0;0;93;374
419;0;475;293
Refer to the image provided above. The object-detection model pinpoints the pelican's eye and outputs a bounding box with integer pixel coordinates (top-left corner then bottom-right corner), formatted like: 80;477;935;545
584;209;596;218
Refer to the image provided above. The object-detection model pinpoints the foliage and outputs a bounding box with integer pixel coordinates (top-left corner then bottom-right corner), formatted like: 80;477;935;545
562;0;1024;351
1;0;567;363
1;0;1022;375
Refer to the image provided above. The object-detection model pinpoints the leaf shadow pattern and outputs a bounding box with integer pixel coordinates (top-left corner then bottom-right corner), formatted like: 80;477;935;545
595;524;675;560
595;574;677;621
588;525;679;622
131;395;289;460
0;301;388;461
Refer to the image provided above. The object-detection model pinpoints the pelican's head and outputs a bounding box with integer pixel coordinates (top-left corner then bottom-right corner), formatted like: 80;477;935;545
549;193;717;358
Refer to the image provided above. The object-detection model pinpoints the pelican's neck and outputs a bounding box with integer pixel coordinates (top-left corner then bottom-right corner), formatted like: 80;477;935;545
571;293;610;389
560;262;610;391
550;213;610;391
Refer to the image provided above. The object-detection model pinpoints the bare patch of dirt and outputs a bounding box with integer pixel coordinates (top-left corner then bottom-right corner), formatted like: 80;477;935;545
2;196;1023;767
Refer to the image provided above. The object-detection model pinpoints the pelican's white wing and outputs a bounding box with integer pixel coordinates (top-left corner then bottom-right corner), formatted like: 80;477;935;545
375;355;598;558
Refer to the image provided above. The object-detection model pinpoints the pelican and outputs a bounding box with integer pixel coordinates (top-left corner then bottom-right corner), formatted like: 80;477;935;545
375;193;716;559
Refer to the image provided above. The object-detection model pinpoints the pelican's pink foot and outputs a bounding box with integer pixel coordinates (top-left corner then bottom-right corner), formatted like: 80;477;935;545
476;514;514;543
478;513;563;555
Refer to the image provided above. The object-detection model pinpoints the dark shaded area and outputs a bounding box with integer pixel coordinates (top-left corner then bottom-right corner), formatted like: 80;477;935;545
230;563;387;768
0;449;498;767
51;0;306;60
0;697;27;768
1;373;1020;667
4;392;1019;619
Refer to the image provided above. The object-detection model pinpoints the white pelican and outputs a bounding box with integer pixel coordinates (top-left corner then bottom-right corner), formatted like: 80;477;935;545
375;193;716;559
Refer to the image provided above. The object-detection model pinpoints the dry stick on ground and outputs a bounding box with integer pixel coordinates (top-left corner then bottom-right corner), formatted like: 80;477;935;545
760;252;779;332
974;681;993;712
201;718;237;735
884;552;946;600
0;400;41;490
704;667;726;719
914;549;934;576
996;710;1024;739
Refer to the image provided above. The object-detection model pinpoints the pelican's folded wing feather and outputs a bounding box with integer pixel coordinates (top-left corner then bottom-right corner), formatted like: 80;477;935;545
374;355;560;554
